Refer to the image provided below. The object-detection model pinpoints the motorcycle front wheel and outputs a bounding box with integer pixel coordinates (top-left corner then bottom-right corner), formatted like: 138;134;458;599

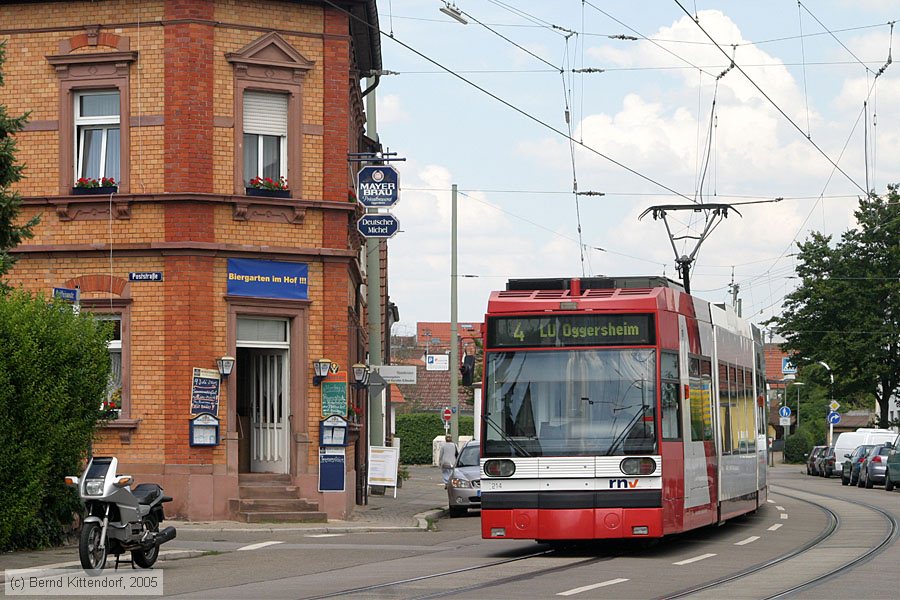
79;522;108;573
131;515;159;569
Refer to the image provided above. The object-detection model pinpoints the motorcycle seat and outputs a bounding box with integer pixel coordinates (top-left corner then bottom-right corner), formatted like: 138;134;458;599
132;483;162;505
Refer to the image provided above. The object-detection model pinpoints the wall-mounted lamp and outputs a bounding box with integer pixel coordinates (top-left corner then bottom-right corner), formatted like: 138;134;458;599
351;363;370;390
439;2;468;25
313;358;333;386
217;355;235;378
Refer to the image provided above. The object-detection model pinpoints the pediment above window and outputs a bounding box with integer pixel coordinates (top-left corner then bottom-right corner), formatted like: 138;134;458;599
46;51;137;80
226;32;314;83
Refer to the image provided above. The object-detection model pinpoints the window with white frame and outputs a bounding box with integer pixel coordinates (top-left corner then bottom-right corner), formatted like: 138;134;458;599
243;91;288;184
96;315;122;411
75;91;120;182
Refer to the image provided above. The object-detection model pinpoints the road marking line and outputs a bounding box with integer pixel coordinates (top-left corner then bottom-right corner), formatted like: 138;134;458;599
305;533;345;538
237;541;284;551
557;578;629;596
768;524;783;531
767;499;775;504
673;553;716;566
780;513;789;520
776;505;785;511
734;536;760;546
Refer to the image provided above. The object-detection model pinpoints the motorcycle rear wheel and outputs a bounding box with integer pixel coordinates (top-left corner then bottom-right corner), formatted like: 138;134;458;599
79;522;107;573
131;515;159;569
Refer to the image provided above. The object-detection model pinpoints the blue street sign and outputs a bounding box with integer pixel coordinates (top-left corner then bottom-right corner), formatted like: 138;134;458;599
357;214;400;239
781;357;797;375
357;166;400;208
827;411;841;425
52;287;79;303
778;406;792;418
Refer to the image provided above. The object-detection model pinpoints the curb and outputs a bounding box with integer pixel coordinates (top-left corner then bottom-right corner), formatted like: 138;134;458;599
171;508;449;533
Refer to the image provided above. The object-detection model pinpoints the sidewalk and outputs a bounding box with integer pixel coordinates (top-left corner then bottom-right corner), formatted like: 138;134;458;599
171;464;449;533
0;466;449;579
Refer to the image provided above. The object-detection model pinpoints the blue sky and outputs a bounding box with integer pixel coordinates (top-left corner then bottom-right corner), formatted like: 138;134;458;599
369;1;900;336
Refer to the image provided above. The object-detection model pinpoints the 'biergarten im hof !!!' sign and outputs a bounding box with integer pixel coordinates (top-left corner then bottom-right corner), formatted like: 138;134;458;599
227;258;308;300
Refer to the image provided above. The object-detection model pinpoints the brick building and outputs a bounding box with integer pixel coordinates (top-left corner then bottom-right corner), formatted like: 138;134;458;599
2;0;383;520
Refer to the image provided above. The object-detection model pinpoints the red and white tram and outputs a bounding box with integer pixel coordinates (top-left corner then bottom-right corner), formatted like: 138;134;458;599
480;276;767;541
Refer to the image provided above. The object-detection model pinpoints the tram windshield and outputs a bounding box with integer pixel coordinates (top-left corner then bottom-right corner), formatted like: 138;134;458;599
483;349;657;457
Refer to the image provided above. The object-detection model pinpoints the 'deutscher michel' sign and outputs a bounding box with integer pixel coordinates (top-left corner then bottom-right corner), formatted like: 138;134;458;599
357;166;399;208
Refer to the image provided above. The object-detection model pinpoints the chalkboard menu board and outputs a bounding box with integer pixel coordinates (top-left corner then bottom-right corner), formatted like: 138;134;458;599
321;378;347;417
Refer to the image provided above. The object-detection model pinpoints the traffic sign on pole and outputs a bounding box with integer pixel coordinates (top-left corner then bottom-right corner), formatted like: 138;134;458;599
778;406;792;418
442;407;452;423
356;214;400;239
827;411;841;425
357;166;400;207
829;400;840;412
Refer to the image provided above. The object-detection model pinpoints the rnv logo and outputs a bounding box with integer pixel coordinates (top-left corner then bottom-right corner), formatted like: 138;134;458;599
609;479;640;489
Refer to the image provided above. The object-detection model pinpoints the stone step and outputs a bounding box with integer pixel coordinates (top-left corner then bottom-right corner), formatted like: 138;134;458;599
229;498;319;513
238;473;292;484
237;511;328;524
238;485;301;499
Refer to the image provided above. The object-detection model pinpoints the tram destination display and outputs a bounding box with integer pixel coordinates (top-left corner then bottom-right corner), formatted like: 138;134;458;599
488;314;654;348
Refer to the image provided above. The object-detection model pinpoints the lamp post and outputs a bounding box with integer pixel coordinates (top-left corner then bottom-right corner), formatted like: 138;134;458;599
817;361;834;445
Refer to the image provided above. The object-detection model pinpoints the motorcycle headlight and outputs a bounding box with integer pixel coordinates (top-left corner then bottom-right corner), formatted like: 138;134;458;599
85;479;105;496
449;477;471;489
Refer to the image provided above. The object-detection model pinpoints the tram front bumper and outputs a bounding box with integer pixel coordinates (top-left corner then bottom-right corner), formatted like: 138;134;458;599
482;507;664;540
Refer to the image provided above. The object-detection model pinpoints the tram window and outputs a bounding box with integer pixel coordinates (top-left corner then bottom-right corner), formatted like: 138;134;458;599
719;362;732;455
689;376;712;442
661;352;681;440
689;357;700;378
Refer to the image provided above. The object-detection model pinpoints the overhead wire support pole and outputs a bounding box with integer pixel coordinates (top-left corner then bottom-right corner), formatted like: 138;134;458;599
450;184;459;443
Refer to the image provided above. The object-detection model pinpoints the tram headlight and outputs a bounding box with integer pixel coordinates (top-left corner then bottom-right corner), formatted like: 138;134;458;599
620;457;657;476
483;459;516;477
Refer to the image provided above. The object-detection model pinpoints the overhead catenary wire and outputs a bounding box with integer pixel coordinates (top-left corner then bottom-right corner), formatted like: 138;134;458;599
673;0;868;196
323;0;696;203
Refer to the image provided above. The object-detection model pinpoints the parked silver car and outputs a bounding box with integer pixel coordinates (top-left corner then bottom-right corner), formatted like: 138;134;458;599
447;441;480;517
858;444;892;488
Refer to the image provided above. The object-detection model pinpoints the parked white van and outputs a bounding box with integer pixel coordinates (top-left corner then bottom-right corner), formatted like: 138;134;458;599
834;428;896;467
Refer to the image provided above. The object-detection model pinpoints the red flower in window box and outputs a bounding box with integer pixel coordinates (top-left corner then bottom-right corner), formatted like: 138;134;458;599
248;176;289;191
75;177;117;189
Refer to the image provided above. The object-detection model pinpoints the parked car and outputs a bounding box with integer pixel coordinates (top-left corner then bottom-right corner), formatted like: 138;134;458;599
806;445;827;476
842;444;875;486
884;435;900;492
818;446;841;478
858;444;892;489
447;440;481;517
833;429;897;467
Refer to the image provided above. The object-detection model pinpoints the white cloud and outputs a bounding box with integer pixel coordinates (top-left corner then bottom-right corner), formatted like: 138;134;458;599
377;94;408;124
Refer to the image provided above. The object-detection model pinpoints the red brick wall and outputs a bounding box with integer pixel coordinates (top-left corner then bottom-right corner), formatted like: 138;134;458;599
164;0;215;194
322;7;350;249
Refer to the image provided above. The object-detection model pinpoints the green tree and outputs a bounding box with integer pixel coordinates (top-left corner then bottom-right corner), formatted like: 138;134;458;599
0;41;39;287
771;189;900;426
0;291;113;550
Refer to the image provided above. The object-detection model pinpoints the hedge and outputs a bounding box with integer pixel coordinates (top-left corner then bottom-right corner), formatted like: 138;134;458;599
0;291;112;550
395;413;474;464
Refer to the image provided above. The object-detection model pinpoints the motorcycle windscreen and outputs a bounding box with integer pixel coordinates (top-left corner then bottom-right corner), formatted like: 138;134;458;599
85;457;113;479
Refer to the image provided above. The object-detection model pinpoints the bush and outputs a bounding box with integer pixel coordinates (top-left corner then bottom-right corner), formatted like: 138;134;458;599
783;421;827;464
0;291;111;550
395;413;474;464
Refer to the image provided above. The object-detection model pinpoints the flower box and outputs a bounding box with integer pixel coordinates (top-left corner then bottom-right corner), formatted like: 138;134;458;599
245;187;291;198
72;186;118;195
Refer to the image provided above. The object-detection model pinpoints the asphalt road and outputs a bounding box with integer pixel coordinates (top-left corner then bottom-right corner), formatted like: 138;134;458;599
6;465;898;599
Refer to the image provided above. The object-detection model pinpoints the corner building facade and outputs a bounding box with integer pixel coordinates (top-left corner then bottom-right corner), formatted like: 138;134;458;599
2;0;382;520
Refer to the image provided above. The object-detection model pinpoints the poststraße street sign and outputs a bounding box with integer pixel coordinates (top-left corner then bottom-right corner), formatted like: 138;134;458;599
357;165;399;208
357;214;400;239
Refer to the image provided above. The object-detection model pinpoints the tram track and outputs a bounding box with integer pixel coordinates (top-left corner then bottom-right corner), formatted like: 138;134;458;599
660;484;898;599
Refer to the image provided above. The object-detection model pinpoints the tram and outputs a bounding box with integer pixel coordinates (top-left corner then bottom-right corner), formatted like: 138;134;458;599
480;276;767;541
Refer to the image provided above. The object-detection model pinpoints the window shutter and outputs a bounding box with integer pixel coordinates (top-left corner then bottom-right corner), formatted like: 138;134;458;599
244;91;288;136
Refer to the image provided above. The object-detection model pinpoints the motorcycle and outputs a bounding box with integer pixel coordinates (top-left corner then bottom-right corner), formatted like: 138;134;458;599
66;456;176;571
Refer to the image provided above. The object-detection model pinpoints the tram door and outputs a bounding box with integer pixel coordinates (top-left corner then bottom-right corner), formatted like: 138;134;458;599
236;318;290;474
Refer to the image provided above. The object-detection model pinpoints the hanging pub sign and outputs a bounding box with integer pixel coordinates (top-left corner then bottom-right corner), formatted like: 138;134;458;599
190;367;220;416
